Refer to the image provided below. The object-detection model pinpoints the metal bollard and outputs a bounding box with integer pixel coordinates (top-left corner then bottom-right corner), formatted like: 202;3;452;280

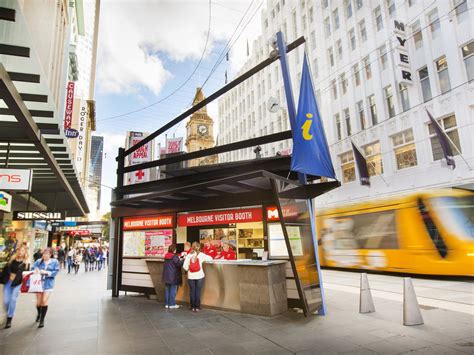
359;273;375;314
403;278;424;326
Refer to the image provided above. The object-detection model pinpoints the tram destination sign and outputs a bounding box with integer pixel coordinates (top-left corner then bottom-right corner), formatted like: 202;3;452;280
13;211;65;221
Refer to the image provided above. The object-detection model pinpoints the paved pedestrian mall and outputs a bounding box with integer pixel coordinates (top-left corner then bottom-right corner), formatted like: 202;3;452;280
0;269;472;354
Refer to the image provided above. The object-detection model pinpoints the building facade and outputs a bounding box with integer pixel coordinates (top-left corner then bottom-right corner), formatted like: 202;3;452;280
218;0;474;207
88;135;103;220
186;88;218;167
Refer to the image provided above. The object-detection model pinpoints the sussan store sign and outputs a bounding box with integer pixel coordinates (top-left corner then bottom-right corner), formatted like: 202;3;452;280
13;211;65;220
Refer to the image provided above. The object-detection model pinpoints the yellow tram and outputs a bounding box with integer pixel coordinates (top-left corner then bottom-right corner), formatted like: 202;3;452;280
316;189;474;276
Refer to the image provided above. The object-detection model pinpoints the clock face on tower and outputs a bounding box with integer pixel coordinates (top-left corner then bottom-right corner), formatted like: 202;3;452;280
197;124;208;136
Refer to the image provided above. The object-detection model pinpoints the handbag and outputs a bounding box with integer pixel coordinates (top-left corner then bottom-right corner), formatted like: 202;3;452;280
20;273;31;293
28;273;44;293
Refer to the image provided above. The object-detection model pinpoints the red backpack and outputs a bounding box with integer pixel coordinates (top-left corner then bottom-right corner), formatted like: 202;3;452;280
189;256;201;273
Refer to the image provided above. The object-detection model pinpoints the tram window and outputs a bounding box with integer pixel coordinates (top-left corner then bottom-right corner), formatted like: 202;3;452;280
324;210;398;249
418;198;448;258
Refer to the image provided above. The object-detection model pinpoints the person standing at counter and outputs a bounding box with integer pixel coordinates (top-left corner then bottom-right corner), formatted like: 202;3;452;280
202;238;217;259
162;245;183;309
183;242;212;312
215;243;236;260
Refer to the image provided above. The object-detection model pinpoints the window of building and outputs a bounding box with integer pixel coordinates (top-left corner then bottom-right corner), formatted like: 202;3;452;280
332;79;338;99
418;66;432;102
345;0;353;18
340;151;355;183
428;9;440;39
364;141;383;176
379;45;388;70
428;114;461;161
333;9;340;30
399;83;410;112
309;6;314;22
340;74;348;95
359;20;367;42
387;0;396;18
328;47;335;67
300;0;305;8
408;0;416;6
324;17;331;37
265;19;268;28
368;94;377;125
344;108;351;136
436;56;451;94
323;0;329;9
392;129;418;170
374;6;383;31
336;39;343;60
310;31;316;49
335;113;342;140
356;0;363;10
412;21;423;50
384;86;395;118
353;64;361;86
349;29;356;50
363;56;372;79
357;100;366;130
313;58;319;78
454;0;468;23
462;41;474;81
302;15;307;31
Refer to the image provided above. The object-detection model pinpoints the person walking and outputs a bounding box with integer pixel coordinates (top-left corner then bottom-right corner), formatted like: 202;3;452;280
83;248;90;272
183;242;212;312
57;246;66;269
67;247;75;274
32;248;60;328
73;251;82;274
1;246;28;328
162;245;183;309
97;247;104;271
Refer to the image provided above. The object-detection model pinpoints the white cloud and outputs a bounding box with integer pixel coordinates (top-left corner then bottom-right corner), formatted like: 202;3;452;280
97;0;263;96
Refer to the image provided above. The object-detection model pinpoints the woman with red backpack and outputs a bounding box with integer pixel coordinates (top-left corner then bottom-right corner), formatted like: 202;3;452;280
183;242;212;312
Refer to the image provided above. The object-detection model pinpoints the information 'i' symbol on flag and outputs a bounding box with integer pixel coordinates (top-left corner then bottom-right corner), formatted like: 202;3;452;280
302;113;313;140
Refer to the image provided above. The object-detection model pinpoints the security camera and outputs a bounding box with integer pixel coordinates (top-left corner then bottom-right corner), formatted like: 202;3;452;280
268;36;278;50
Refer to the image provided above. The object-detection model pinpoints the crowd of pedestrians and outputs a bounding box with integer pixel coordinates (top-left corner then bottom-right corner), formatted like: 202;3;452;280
65;246;108;274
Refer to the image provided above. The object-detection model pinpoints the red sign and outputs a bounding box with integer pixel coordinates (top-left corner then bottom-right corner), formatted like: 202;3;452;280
64;82;75;129
178;208;262;227
68;230;90;236
123;215;174;230
166;137;183;154
266;206;298;221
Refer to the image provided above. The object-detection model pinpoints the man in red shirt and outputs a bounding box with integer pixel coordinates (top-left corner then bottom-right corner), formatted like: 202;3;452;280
216;243;236;260
202;239;217;259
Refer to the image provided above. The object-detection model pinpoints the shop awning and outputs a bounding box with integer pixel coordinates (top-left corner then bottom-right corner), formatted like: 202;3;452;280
0;5;89;216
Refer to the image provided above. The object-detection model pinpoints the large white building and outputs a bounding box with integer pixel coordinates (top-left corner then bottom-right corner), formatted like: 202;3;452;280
218;0;474;207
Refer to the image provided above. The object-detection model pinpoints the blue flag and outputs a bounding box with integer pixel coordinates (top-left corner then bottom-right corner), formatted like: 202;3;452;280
291;55;336;179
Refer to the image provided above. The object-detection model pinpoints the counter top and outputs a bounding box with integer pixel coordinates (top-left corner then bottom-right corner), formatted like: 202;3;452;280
144;258;286;266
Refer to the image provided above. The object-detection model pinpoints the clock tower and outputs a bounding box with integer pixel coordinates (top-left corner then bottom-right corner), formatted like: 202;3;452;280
185;87;218;167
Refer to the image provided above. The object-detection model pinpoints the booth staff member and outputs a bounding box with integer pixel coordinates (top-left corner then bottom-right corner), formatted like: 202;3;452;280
180;242;192;258
202;239;217;259
216;243;236;260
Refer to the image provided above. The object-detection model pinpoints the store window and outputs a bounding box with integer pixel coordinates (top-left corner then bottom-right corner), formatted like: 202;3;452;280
364;141;383;176
436;56;451;94
340;151;356;183
418;66;432;102
359;20;367;42
353;64;361;86
344;108;352;136
384;85;395;118
428;9;440;39
335;113;342;140
332;79;338;99
392;129;418;170
374;6;383;31
349;28;356;50
345;0;353;18
368;94;377;125
428;114;461;161
454;0;468;23
333;8;340;30
462;41;474;81
364;56;372;79
412;21;423;50
379;45;388;70
399;83;410;112
357;100;366;130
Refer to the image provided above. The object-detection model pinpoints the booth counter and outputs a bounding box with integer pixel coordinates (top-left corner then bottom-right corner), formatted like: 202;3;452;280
146;259;288;316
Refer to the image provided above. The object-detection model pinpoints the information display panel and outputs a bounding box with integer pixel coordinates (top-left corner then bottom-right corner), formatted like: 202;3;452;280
123;229;172;257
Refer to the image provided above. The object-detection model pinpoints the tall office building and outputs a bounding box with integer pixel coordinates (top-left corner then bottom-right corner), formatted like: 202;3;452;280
88;135;103;220
218;0;473;206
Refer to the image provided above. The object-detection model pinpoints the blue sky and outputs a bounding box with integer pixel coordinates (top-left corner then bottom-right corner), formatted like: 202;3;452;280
93;0;263;214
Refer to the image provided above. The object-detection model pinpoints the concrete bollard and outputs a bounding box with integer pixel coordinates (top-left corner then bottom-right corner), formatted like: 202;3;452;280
359;273;375;314
403;278;424;326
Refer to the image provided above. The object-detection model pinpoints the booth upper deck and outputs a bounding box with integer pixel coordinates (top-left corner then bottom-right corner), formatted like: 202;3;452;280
110;156;338;315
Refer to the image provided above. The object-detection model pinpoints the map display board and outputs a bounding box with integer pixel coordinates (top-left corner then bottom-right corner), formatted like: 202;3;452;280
123;229;172;257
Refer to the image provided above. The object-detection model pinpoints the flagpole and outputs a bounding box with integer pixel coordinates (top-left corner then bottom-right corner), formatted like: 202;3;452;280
276;31;327;316
428;110;473;170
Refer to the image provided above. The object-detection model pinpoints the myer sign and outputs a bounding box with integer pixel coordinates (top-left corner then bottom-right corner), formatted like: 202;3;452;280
394;20;413;85
0;168;33;191
13;211;65;220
